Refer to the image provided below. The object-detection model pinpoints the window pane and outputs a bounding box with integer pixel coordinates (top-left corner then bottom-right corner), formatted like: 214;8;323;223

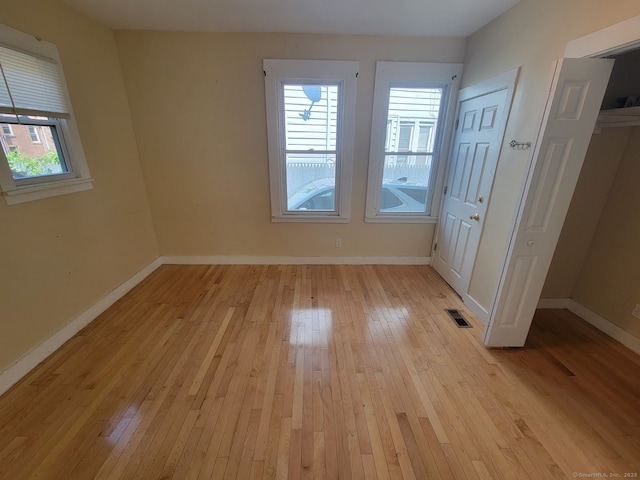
1;122;68;180
380;188;404;209
286;153;337;212
378;86;442;214
28;126;40;142
284;84;338;151
417;123;433;152
385;87;442;154
381;154;432;213
398;122;413;151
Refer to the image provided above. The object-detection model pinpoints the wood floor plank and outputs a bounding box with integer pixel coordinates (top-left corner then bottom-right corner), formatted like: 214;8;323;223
0;265;639;478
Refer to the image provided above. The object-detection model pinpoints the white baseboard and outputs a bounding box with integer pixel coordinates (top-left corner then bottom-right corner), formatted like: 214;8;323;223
536;298;571;309
0;254;432;397
463;293;489;324
538;297;640;355
0;258;162;397
161;255;431;266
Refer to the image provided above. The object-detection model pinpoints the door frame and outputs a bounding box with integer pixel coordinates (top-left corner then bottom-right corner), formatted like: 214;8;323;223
483;14;640;346
432;68;519;323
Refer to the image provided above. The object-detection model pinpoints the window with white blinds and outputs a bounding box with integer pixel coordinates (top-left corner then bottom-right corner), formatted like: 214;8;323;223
0;45;70;119
0;24;92;205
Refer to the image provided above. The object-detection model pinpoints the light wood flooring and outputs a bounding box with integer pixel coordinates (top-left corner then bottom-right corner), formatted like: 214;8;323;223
1;264;639;479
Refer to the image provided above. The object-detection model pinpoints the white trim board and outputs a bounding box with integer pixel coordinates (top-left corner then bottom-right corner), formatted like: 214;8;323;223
0;258;162;397
458;67;520;102
565;14;640;58
161;255;431;265
464;293;489;324
537;298;640;355
536;298;571;309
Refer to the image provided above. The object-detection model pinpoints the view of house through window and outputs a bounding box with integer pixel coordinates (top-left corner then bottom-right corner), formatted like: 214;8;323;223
380;87;443;213
0;116;69;181
283;83;340;212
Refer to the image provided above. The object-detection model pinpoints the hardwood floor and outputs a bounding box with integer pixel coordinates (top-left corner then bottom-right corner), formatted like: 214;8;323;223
1;265;639;479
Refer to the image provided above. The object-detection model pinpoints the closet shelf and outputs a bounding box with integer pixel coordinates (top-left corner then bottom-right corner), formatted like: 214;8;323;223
598;106;640;128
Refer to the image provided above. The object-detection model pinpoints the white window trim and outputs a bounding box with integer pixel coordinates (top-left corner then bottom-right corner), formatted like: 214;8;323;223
365;61;462;223
264;59;358;223
0;24;92;205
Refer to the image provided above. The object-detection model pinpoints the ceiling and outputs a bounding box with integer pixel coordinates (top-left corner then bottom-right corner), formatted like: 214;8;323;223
63;0;520;37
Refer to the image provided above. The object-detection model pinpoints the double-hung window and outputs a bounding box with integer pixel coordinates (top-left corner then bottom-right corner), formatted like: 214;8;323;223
365;62;462;223
264;59;358;222
0;25;91;205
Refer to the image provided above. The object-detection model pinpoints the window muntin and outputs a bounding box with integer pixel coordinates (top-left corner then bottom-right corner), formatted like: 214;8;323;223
365;62;462;223
0;24;92;204
264;59;358;223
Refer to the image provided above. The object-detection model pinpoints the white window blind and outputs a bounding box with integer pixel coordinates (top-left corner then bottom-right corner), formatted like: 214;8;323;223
0;44;69;119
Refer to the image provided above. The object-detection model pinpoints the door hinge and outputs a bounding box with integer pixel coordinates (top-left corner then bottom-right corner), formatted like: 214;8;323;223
454;119;459;129
444;185;448;195
434;243;438;251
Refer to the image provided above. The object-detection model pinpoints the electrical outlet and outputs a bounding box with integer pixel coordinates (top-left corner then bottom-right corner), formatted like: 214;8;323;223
335;238;342;248
632;304;640;320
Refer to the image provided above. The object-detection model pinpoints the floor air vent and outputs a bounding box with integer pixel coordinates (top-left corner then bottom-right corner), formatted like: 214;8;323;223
445;309;472;328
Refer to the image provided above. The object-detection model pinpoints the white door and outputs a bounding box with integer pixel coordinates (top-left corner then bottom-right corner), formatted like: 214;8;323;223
483;57;614;347
433;70;517;298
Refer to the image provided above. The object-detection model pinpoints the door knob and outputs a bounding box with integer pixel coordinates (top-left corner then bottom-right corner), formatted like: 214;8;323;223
470;213;480;221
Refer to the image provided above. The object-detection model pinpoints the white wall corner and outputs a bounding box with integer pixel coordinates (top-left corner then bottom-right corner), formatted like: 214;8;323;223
0;258;163;397
537;297;640;355
161;255;431;266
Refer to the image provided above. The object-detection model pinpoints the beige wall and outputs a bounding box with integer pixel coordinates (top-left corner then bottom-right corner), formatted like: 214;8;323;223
0;1;158;372
461;0;640;312
114;32;465;257
569;127;640;337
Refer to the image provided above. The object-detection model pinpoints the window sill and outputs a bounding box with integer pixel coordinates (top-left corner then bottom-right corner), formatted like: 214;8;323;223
272;214;350;224
364;215;438;224
3;177;93;205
